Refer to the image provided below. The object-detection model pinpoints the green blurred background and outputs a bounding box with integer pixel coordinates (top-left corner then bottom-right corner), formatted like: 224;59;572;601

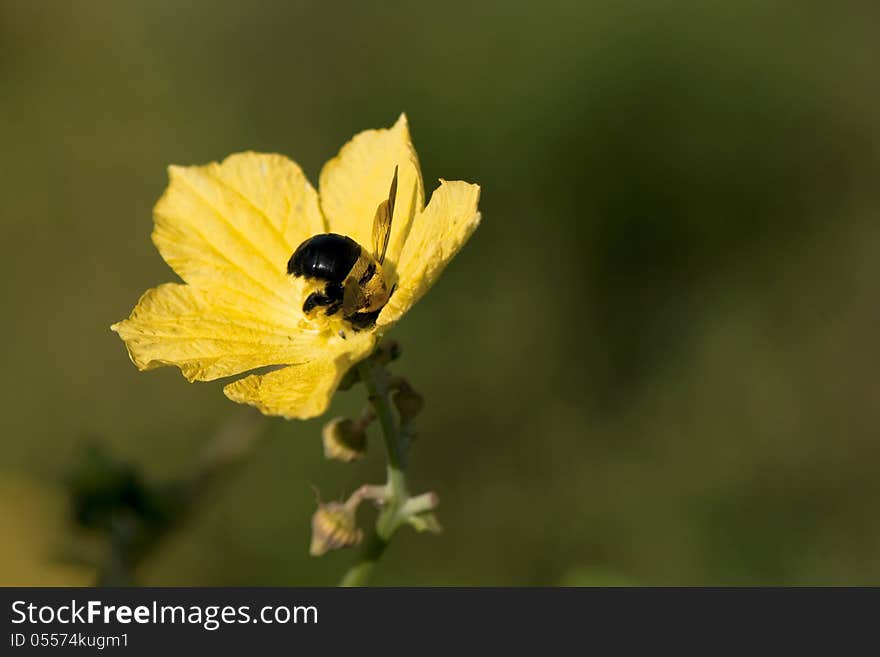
2;0;879;585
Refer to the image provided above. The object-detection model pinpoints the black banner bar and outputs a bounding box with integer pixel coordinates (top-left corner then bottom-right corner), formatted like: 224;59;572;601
1;588;875;654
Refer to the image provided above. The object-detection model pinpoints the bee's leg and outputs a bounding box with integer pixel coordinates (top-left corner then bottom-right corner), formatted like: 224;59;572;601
303;282;345;314
323;282;344;316
303;291;331;313
347;309;381;330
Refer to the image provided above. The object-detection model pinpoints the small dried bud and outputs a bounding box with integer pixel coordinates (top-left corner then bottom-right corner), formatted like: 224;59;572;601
393;380;424;424
322;417;367;462
372;339;402;366
309;502;363;556
338;340;400;391
407;512;443;535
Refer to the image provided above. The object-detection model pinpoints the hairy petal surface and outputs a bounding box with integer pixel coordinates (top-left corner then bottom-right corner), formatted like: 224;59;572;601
378;180;481;327
111;283;319;382
153;152;324;313
319;114;424;268
223;331;376;419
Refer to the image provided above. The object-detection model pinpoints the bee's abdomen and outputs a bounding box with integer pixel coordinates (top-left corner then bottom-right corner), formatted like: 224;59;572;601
287;233;361;283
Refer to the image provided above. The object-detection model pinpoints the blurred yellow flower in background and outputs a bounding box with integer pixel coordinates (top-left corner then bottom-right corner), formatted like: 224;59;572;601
0;474;90;586
112;115;480;419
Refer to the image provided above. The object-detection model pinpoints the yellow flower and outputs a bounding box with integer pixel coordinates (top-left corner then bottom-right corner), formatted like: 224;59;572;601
112;115;481;419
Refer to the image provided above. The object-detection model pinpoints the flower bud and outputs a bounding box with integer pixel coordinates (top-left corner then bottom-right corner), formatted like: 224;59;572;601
309;502;363;556
371;339;402;366
407;512;443;535
322;417;367;462
393;380;424;424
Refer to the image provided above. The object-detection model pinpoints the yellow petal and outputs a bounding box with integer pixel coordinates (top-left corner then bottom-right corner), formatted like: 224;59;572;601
111;283;316;382
223;331;376;419
319;114;424;269
377;180;481;327
153;152;325;313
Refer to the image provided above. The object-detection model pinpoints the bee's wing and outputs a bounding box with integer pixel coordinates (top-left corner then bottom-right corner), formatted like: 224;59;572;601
372;165;398;264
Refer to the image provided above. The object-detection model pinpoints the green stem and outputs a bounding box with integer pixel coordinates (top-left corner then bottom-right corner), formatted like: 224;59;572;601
359;360;408;501
338;534;387;587
338;360;409;586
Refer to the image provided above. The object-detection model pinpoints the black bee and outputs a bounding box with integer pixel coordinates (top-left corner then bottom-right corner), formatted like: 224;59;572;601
287;167;397;330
